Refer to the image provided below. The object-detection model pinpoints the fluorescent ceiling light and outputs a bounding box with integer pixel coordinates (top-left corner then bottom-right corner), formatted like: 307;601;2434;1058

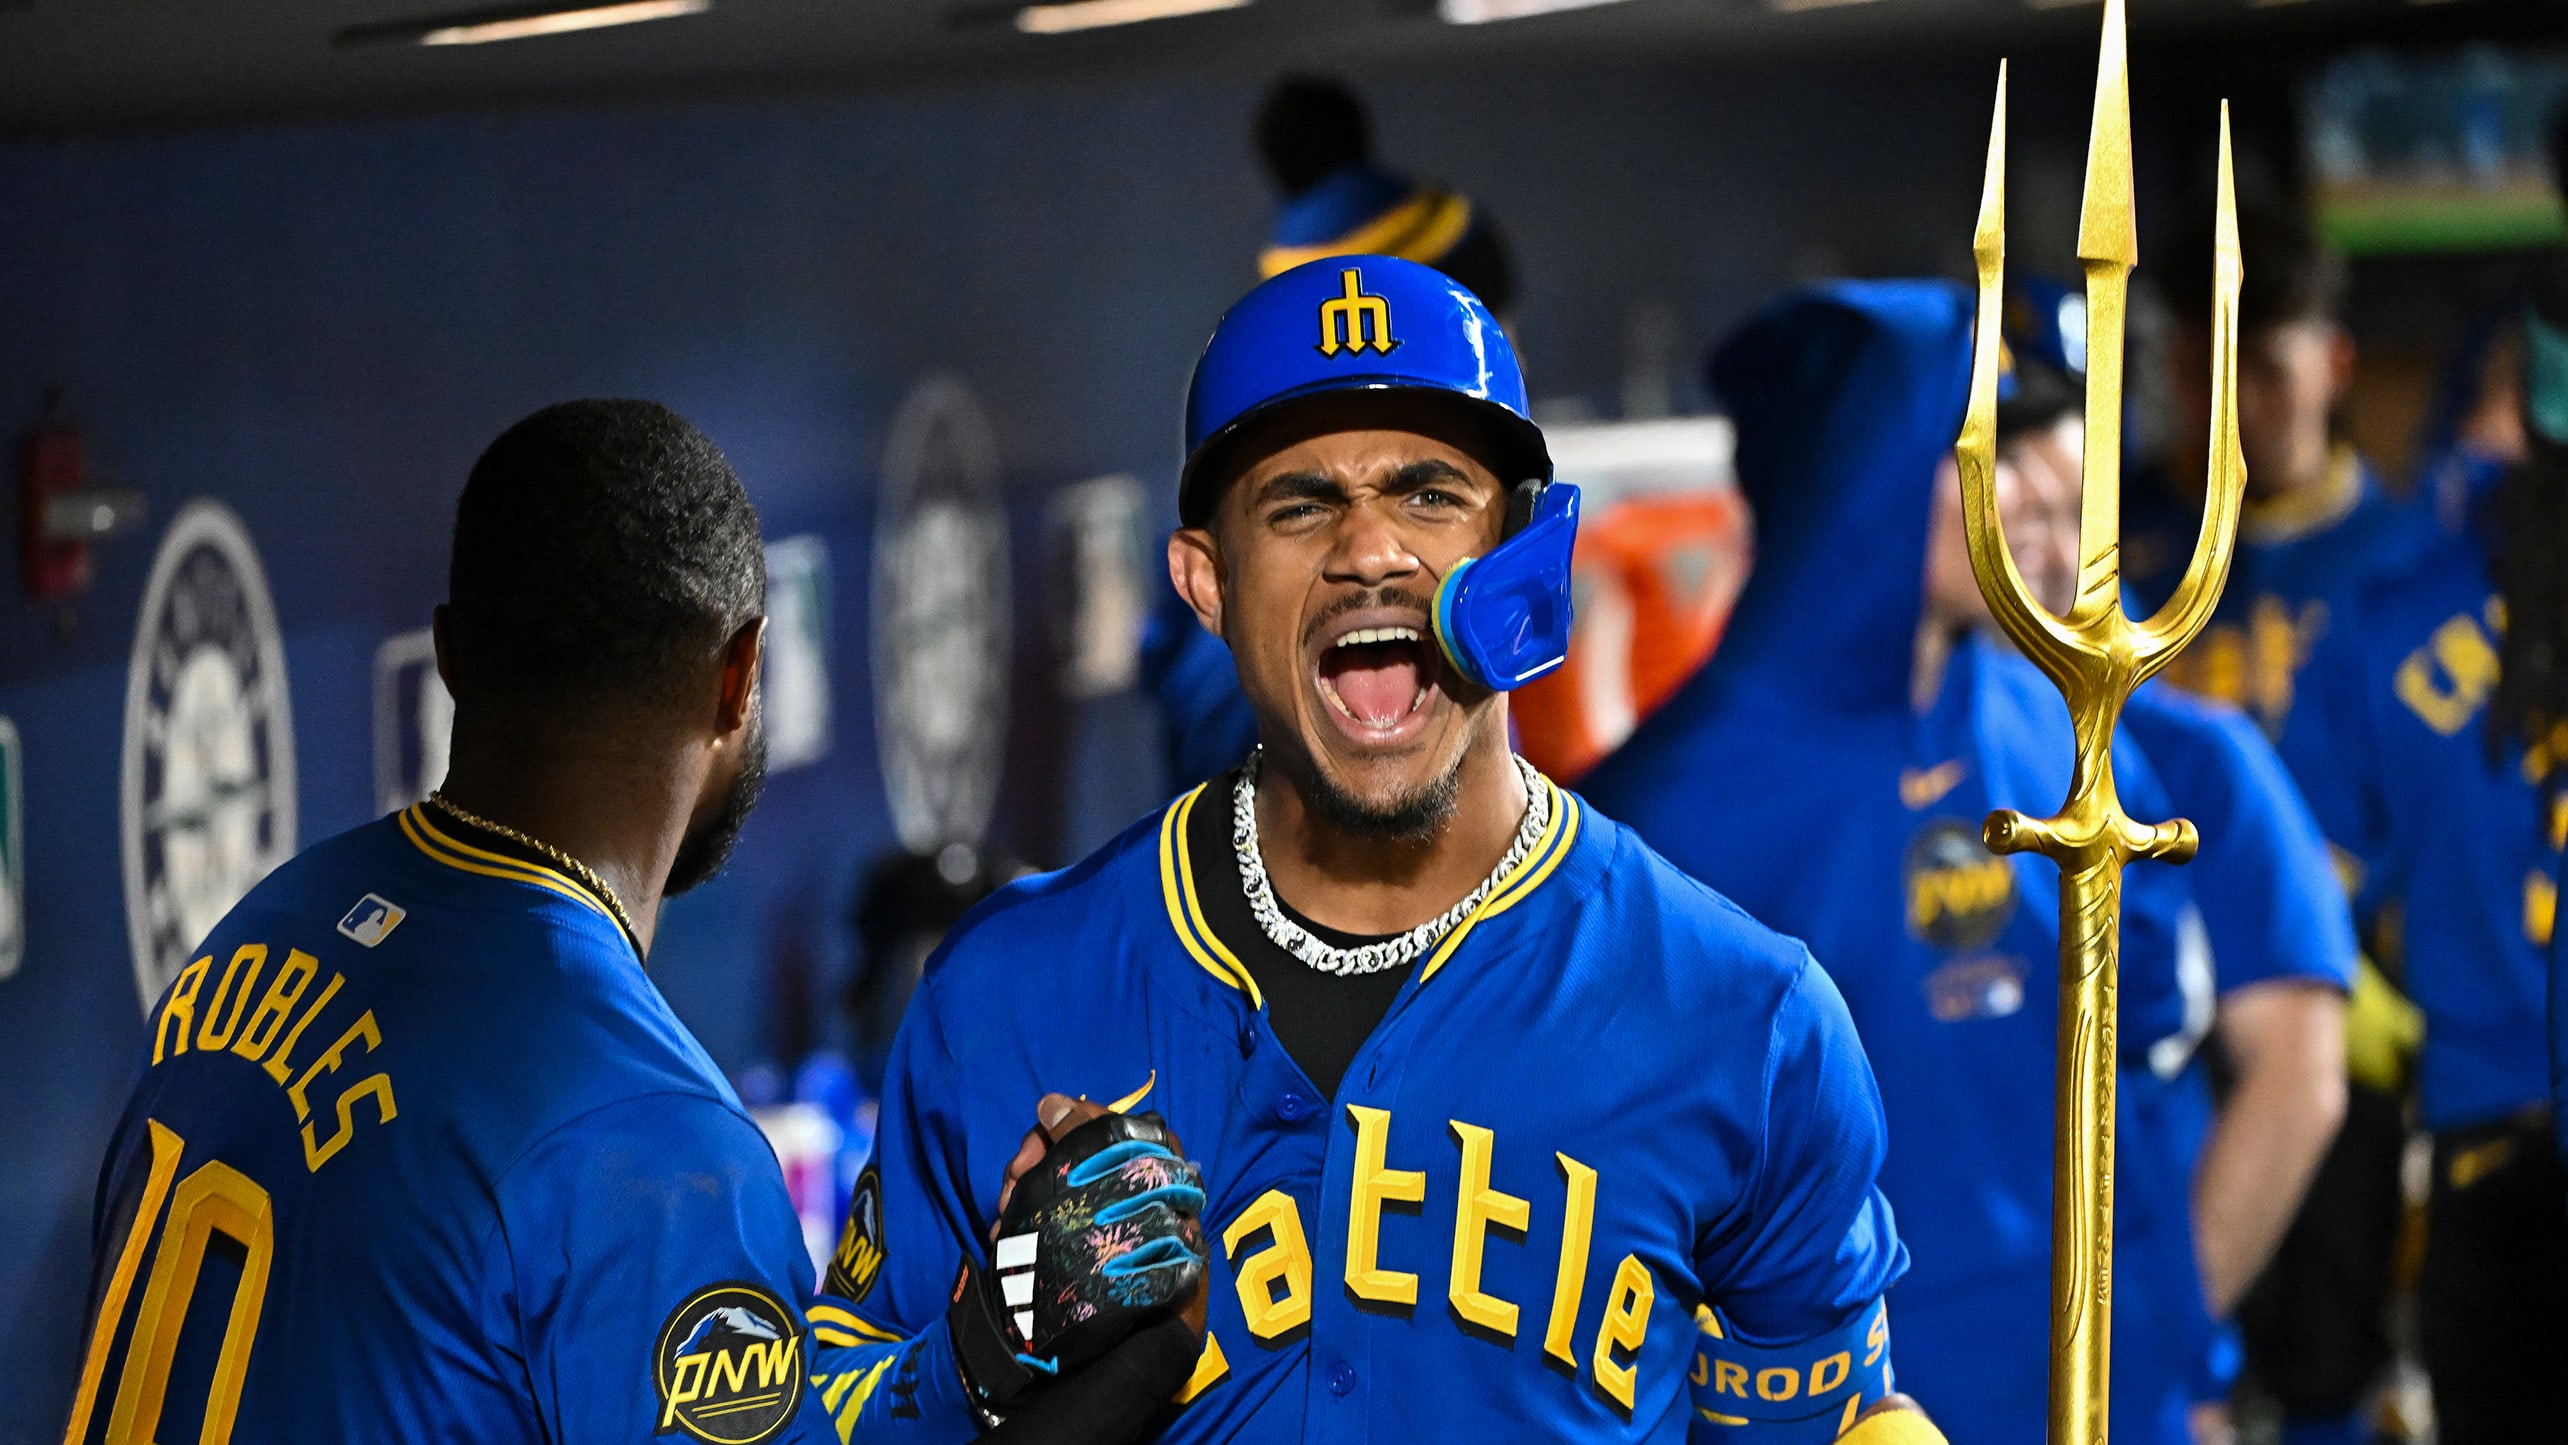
1439;0;1631;22
402;0;705;45
1014;0;1248;33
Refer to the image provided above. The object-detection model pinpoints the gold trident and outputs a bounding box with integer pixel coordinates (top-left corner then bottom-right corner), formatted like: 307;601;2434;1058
1954;0;2245;1440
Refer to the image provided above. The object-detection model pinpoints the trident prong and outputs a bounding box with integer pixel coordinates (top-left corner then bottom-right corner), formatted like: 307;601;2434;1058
1951;0;2247;1438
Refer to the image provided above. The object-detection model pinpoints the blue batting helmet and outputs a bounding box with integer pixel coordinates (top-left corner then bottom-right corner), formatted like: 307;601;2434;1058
1178;255;1548;528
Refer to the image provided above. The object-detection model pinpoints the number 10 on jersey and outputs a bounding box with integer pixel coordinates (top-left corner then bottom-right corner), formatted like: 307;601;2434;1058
62;1120;275;1445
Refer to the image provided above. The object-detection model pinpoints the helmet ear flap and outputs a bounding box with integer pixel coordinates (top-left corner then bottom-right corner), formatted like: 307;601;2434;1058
1432;482;1581;693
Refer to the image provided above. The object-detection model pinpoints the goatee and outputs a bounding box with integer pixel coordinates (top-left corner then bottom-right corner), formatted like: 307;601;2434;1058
1274;743;1464;842
666;708;769;897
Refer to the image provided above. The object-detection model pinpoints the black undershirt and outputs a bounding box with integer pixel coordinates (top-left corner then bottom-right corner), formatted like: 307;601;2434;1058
1184;766;1412;1100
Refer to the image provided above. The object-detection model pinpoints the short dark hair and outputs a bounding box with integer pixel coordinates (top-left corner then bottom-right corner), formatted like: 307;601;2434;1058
2161;195;2346;332
1257;77;1371;198
446;399;765;715
1996;354;2081;444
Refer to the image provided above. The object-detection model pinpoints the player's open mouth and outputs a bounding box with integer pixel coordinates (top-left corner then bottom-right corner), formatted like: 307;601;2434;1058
1315;625;1439;740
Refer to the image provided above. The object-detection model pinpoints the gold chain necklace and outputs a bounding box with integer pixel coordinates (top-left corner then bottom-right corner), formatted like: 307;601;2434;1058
426;791;638;944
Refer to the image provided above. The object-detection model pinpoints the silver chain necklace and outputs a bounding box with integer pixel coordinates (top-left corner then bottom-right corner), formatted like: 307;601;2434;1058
1232;747;1549;977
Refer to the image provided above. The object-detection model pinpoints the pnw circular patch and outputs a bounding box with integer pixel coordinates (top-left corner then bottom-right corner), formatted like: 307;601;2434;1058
1901;816;2018;953
825;1164;886;1303
652;1283;805;1444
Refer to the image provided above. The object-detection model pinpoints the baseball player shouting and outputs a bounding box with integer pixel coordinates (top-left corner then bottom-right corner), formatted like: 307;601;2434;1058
821;257;1946;1444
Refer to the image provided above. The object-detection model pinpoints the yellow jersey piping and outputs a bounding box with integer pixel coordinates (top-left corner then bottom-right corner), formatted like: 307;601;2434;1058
397;805;616;926
1417;782;1577;985
1158;788;1264;1007
808;1303;901;1343
1154;772;1580;996
2240;441;2364;545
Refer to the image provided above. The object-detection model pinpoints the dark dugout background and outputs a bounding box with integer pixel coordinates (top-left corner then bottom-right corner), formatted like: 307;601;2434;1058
0;0;2556;1429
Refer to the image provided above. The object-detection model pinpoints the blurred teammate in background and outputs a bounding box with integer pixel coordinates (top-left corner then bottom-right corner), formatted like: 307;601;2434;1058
1586;280;2222;1445
845;843;1018;1093
2120;196;2426;1445
2279;260;2568;1445
2135;196;2429;735
1252;76;1516;311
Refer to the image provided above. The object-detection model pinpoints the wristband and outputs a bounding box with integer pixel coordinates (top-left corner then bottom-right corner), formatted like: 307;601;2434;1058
947;1259;1056;1429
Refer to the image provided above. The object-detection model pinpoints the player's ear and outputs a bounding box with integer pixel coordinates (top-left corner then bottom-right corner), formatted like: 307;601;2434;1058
1168;529;1224;639
430;605;459;697
2325;322;2358;406
714;617;765;739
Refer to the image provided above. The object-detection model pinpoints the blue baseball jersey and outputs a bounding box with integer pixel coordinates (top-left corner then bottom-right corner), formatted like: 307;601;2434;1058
2278;532;2558;1132
2113;681;2358;1406
840;779;1910;1441
63;805;960;1445
2132;446;2433;737
2120;682;2359;1000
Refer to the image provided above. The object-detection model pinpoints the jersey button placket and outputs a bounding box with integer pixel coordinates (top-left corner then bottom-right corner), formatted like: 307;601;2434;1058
1275;1091;1309;1123
1326;1361;1356;1396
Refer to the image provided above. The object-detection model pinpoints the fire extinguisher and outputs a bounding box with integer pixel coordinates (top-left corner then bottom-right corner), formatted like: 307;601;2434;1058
19;390;145;620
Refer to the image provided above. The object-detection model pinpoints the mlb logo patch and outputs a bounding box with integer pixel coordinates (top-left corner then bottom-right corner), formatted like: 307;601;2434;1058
337;894;406;948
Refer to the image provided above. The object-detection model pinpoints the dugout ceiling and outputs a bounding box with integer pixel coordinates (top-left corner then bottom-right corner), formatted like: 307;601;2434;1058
0;0;2554;137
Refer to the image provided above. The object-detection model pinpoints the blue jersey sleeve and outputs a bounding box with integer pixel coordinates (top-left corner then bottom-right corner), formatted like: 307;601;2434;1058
2276;629;2396;923
1689;957;1907;1439
493;1091;973;1444
2129;691;2358;996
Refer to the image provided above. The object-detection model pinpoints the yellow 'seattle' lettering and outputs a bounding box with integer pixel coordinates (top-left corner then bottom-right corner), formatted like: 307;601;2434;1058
1448;1121;1531;1338
1344;1105;1425;1305
1221;1190;1314;1339
2394;612;2501;737
1542;1152;1599;1368
1590;1254;1654;1411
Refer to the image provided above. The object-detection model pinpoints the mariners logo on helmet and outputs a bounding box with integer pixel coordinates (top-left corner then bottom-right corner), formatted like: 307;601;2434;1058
652;1283;805;1444
1316;269;1399;357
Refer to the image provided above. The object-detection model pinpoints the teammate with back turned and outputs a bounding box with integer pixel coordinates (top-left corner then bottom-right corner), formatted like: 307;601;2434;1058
60;401;847;1444
818;257;1946;1443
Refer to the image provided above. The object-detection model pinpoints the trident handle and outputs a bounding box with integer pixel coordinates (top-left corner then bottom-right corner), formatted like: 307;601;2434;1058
1952;0;2247;1439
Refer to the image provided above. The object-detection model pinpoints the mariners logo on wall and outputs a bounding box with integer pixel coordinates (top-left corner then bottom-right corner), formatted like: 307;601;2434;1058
872;377;1009;853
122;500;296;1012
826;1164;887;1303
652;1282;805;1444
1901;817;2016;954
